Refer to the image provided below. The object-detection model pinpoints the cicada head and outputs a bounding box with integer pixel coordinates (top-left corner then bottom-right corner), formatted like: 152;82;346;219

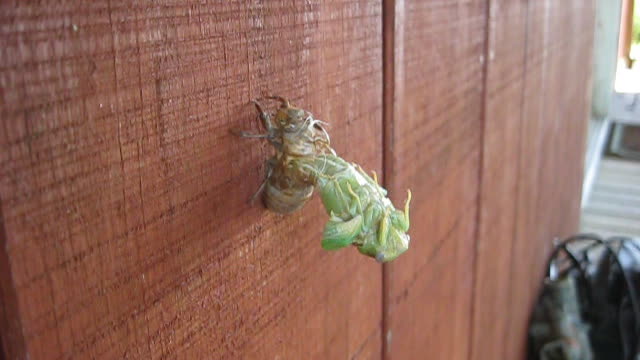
269;97;329;157
357;224;411;263
374;227;411;263
269;96;308;130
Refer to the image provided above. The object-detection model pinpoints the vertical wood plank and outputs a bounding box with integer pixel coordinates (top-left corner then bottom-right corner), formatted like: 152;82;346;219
474;1;596;359
470;1;528;359
0;206;27;360
383;1;487;359
0;1;384;359
503;2;552;358
512;0;594;304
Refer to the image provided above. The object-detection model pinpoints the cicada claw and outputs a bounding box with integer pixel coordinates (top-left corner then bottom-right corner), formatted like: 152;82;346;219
231;129;270;139
265;95;290;108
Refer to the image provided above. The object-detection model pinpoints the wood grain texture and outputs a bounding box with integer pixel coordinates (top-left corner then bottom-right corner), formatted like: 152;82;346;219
0;1;384;359
470;1;528;359
472;1;595;359
1;0;597;358
383;1;486;359
519;0;595;328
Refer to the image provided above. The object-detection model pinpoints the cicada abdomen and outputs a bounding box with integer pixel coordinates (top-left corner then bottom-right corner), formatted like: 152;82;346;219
262;158;315;214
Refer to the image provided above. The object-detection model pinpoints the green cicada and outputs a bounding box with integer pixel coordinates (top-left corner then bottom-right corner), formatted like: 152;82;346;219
236;96;411;262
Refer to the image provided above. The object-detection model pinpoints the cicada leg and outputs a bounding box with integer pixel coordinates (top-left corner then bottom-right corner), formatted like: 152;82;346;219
251;99;275;132
371;171;378;184
403;189;411;230
230;99;274;139
231;129;271;139
377;209;391;247
346;183;363;214
265;95;290;108
389;189;411;232
249;158;277;204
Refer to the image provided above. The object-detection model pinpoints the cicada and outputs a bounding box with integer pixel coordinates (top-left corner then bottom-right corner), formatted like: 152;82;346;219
236;96;411;262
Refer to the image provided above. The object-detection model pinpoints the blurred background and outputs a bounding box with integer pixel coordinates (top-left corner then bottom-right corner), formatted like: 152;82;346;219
581;0;640;239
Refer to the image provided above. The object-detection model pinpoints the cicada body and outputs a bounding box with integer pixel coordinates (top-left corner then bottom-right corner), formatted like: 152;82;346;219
292;155;411;262
236;96;411;262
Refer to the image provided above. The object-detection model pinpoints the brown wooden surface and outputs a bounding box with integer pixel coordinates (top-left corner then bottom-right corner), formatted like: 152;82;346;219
470;0;529;358
383;1;486;358
0;2;384;359
1;1;596;359
618;0;634;66
473;1;596;359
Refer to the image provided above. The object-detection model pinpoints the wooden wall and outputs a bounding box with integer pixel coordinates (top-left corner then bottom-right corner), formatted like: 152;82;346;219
0;1;595;359
471;1;595;359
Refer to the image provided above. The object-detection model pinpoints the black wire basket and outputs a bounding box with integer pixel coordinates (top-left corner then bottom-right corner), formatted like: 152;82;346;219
528;234;640;360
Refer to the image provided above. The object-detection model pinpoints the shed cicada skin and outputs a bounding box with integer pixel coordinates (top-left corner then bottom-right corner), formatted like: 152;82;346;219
236;96;332;214
235;96;411;262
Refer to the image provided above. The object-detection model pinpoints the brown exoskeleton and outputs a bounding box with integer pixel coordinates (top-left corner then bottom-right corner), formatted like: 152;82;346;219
235;96;332;213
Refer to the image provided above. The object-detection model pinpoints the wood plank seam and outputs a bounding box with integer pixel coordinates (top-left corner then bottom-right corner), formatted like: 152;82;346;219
381;0;396;359
467;0;492;359
502;0;532;358
0;205;28;360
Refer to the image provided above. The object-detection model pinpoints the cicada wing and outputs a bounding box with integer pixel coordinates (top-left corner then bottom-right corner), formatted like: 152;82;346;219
322;213;363;250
